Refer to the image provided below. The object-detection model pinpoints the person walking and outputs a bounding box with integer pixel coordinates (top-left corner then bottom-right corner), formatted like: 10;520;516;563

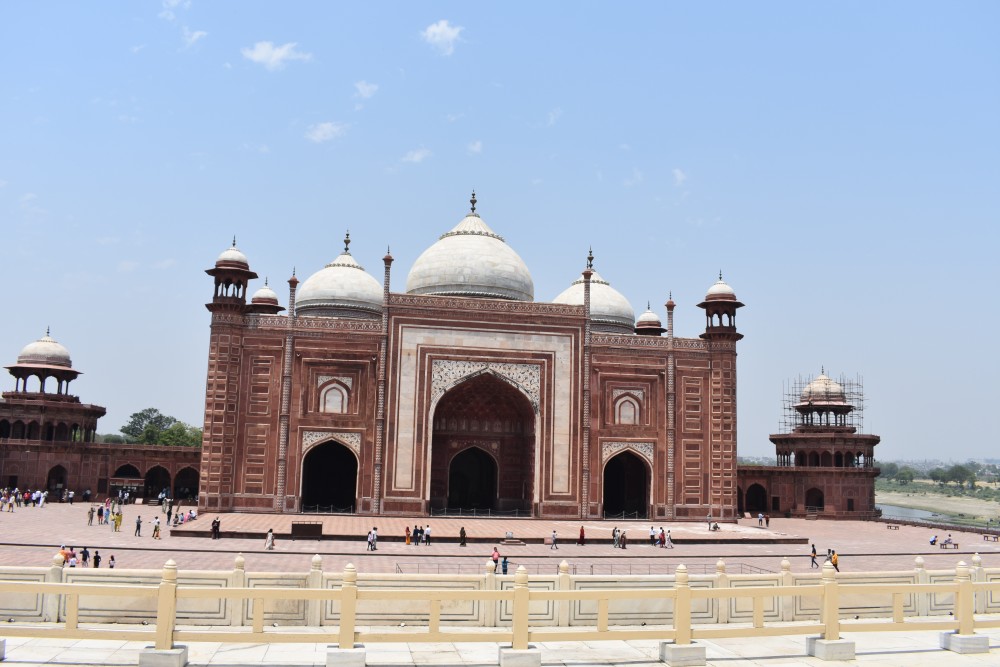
550;530;558;549
88;506;95;526
830;550;840;572
81;547;90;567
459;526;467;547
92;550;101;568
424;525;431;545
152;516;161;539
405;525;411;546
620;531;628;549
492;547;500;573
134;515;142;537
264;528;275;550
650;526;657;546
501;556;509;575
108;555;116;569
578;525;586;546
664;530;674;549
810;544;818;568
612;527;620;548
765;514;770;528
372;527;378;550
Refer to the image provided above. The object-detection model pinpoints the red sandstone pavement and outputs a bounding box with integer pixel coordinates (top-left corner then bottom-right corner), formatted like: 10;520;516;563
1;503;998;574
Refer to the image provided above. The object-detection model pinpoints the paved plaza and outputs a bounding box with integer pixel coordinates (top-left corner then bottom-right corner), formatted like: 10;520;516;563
1;504;999;665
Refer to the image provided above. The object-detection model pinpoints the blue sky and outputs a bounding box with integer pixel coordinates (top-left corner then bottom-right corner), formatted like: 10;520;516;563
2;2;997;460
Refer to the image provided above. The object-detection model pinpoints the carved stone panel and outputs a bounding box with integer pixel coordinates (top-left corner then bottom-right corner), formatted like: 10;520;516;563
430;359;541;411
601;441;654;466
302;430;362;458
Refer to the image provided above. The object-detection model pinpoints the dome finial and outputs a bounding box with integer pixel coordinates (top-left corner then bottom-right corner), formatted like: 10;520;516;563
719;270;723;280
264;277;269;287
669;290;673;300
470;190;477;214
647;301;651;310
232;235;237;248
46;325;51;337
343;231;351;254
821;365;825;375
587;247;594;269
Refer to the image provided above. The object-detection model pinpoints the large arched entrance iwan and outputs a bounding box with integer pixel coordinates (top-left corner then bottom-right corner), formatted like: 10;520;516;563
805;487;825;510
145;466;171;499
602;451;649;518
430;373;535;513
301;440;358;512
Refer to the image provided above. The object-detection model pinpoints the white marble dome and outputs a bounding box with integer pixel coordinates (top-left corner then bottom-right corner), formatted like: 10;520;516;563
296;246;383;318
17;330;72;368
705;275;736;300
637;307;661;324
801;373;847;404
251;280;280;305
553;271;635;334
216;239;249;268
406;200;534;302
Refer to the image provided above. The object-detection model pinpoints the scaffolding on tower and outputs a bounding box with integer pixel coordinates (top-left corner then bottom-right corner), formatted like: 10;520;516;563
779;373;866;433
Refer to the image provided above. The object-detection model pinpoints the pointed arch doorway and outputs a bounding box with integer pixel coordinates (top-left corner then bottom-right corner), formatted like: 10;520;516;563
430;373;535;513
300;440;358;512
602;451;649;518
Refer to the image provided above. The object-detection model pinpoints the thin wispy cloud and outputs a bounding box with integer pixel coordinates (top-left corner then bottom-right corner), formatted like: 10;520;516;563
354;81;378;99
241;41;312;71
118;259;140;273
158;0;190;22
401;148;432;163
446;112;464;123
182;27;207;49
467;140;482;155
421;20;463;56
672;168;687;186
547;107;563;126
305;122;348;143
131;45;146;54
152;259;176;270
624;168;643;187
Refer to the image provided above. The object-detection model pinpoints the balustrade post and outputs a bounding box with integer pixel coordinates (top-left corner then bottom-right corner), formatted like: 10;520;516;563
659;564;705;666
484;560;497;628
970;554;985;613
715;559;729;624
232;554;246;627
806;562;854;660
914;556;928;616
42;553;64;623
328;563;365;666
939;560;988;654
779;557;793;622
138;559;187;667
306;554;323;626
499;566;540;667
558;560;571;627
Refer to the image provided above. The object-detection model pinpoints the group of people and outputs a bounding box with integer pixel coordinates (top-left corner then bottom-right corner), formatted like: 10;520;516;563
809;544;840;571
1;487;50;510
928;534;954;546
491;546;510;574
405;524;432;545
57;544;113;569
366;527;379;550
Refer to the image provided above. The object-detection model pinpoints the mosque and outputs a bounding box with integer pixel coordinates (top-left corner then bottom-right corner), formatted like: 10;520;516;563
200;193;742;519
1;193;880;520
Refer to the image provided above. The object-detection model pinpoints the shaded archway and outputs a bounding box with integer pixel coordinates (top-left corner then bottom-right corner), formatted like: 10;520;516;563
47;465;67;494
174;467;199;499
301;440;358;512
805;487;825;510
114;464;142;478
145;466;171;499
430;373;535;513
745;483;768;513
602;451;649;518
447;447;497;509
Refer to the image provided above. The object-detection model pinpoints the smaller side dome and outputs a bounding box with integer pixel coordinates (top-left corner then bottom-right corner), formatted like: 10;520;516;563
552;267;635;335
216;237;249;268
705;272;736;301
800;372;847;405
296;233;383;319
251;279;280;305
17;329;72;368
635;304;665;336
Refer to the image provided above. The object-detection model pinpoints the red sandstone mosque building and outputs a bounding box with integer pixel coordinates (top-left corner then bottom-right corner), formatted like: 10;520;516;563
1;194;879;520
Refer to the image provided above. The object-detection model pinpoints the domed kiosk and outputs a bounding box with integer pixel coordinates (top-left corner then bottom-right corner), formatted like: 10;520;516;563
552;253;635;335
405;193;534;302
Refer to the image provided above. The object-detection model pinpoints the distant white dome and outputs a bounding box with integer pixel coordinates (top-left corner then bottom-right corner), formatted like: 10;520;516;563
553;270;635;334
637;307;660;324
705;275;736;300
406;196;534;302
17;330;72;368
296;243;383;318
216;239;249;268
801;373;846;404
251;280;280;305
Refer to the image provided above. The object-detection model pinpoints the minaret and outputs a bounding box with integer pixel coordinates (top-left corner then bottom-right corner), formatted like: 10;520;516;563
697;272;743;342
374;247;393;515
205;237;258;313
580;248;594;518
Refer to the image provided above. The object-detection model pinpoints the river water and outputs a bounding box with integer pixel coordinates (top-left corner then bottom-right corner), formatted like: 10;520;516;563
876;503;940;520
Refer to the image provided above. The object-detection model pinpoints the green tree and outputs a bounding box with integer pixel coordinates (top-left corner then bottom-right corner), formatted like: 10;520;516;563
895;467;915;485
946;464;974;490
121;408;177;442
159;422;203;447
928;467;946;485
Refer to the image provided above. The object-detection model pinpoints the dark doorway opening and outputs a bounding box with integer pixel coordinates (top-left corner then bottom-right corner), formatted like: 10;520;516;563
301;441;358;512
603;451;648;518
805;487;825;510
745;484;768;513
47;465;67;494
448;447;497;509
174;467;199;499
145;466;171;500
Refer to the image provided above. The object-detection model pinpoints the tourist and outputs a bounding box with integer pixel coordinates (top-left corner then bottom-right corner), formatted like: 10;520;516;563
501;556;509;575
424;525;431;545
211;517;221;539
929;535;938;546
264;528;275;550
460;526;467;547
96;505;104;525
810;544;818;568
758;512;764;527
550;530;558;550
620;531;627;549
152;516;161;539
765;514;770;528
87;506;95;525
405;525;411;545
830;550;840;572
578;525;585;546
612;526;619;548
664;530;674;549
412;525;420;545
943;534;953;545
92;550;101;568
108;555;116;569
81;546;90;567
492;547;500;572
650;526;657;546
135;515;142;537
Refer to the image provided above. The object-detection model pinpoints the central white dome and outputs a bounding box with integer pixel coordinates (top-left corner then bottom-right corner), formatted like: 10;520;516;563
406;198;533;302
